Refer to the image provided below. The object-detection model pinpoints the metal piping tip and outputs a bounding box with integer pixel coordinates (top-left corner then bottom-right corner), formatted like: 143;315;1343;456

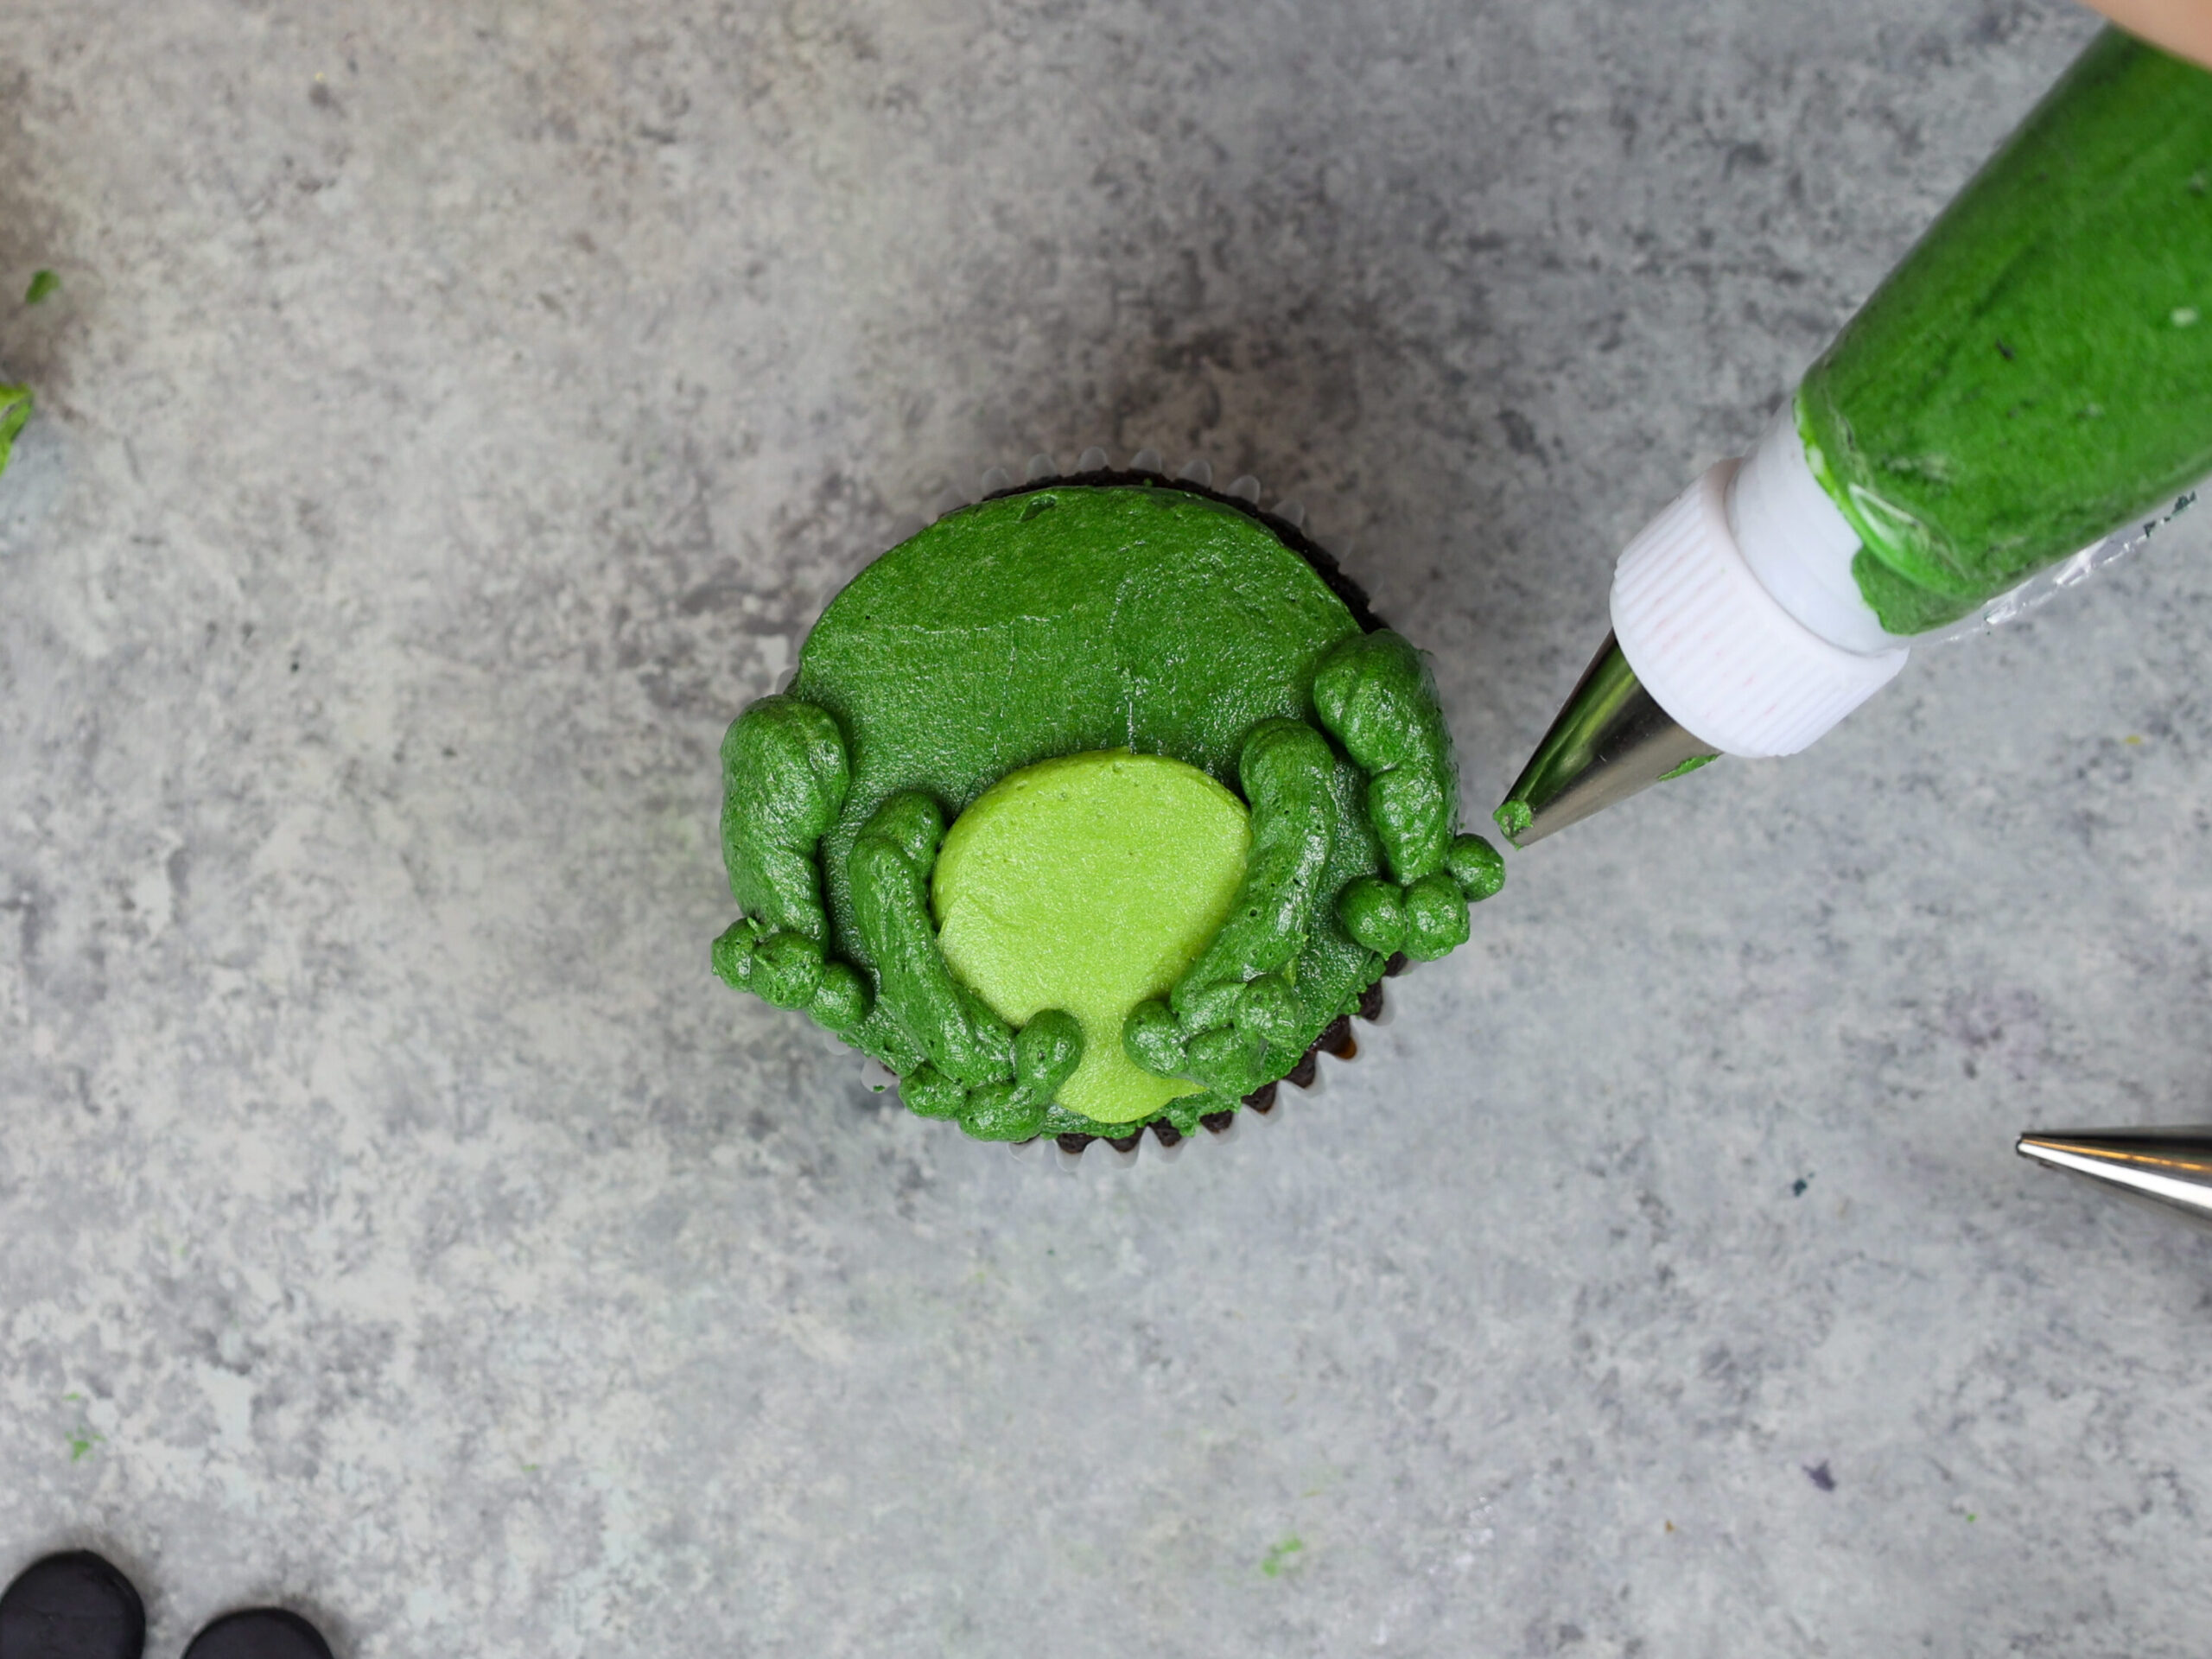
1493;632;1720;848
2017;1128;2212;1228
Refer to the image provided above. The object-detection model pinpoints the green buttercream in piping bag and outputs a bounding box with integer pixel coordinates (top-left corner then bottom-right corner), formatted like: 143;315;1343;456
1800;28;2212;636
1497;28;2212;848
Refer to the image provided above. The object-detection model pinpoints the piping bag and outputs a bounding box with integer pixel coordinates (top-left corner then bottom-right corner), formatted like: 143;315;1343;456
1498;27;2212;848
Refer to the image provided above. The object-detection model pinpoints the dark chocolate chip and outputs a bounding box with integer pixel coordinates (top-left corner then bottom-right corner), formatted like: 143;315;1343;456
1056;1133;1095;1155
1200;1110;1236;1135
1357;980;1385;1021
1105;1130;1143;1154
1319;1014;1354;1058
1151;1120;1184;1148
1285;1052;1318;1090
1243;1082;1278;1115
1384;950;1410;977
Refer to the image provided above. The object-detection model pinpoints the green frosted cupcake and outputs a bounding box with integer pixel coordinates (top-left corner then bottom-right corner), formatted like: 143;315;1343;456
712;454;1503;1155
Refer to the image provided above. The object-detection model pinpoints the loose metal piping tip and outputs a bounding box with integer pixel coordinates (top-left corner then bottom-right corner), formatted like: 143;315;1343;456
2016;1127;2212;1228
1493;631;1720;848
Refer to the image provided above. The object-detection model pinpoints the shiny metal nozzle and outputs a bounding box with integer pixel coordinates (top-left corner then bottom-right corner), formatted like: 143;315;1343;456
1493;632;1720;848
2017;1127;2212;1228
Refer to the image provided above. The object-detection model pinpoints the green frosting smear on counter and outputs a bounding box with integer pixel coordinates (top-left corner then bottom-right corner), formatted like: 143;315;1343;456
1798;29;2212;636
0;384;29;480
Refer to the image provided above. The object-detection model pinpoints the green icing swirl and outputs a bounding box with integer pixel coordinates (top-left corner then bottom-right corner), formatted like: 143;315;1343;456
710;696;871;1032
849;791;1014;1087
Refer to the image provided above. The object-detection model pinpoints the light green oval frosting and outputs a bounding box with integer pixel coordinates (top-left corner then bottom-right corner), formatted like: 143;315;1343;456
932;750;1249;1123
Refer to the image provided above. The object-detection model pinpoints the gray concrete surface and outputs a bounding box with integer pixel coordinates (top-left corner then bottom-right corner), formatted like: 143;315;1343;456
4;1;2210;1654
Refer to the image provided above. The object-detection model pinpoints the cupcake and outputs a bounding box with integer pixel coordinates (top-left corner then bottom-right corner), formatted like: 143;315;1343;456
713;450;1503;1155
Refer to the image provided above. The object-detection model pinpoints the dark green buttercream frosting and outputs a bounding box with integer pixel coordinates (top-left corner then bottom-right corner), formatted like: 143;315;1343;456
1799;30;2212;635
713;474;1501;1142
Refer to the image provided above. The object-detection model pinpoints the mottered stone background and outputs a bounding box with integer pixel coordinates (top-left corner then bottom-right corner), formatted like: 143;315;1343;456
4;1;2209;1654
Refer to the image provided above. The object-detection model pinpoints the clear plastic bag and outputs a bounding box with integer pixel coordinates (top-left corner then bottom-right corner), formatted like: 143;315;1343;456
1933;486;2199;642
